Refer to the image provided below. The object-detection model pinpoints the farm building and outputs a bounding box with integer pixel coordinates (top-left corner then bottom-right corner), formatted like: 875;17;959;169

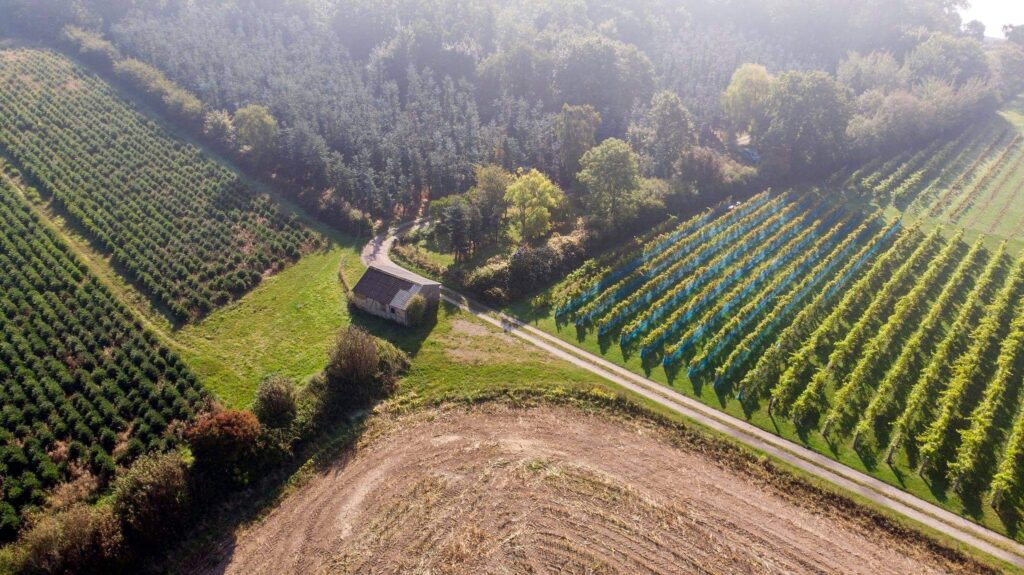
350;264;441;326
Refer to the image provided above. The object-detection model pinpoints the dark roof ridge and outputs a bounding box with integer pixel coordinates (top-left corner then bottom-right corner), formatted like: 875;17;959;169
369;263;441;286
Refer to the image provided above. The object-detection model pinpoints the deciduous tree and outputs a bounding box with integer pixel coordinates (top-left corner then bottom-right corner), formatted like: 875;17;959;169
760;71;851;177
721;64;774;144
504;169;564;242
577;138;641;231
234;104;279;163
629;91;696;179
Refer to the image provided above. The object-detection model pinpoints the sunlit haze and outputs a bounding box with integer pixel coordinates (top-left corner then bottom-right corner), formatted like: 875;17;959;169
960;0;1024;36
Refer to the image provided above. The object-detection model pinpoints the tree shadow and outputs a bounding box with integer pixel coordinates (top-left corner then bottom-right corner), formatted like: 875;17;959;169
997;506;1021;539
163;412;372;574
854;443;877;472
920;468;950;505
711;376;734;409
886;460;907;489
794;417;818;445
348;300;440;360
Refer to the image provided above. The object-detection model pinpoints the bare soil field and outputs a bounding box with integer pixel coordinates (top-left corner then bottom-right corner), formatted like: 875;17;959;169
200;404;991;575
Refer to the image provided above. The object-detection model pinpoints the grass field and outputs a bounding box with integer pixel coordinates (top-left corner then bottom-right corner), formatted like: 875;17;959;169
174;246;361;408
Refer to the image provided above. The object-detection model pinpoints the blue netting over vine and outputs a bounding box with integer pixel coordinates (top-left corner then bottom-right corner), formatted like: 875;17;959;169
554;194;772;319
629;198;817;355
723;221;900;398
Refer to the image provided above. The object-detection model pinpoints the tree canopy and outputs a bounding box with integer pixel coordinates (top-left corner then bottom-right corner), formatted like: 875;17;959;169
504;169;565;242
234;104;279;163
629;91;696;179
577;138;642;230
760;71;852;176
721;64;774;143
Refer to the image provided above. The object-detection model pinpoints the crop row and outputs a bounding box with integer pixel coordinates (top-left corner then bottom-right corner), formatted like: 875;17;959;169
0;175;206;538
553;187;1024;508
0;49;322;320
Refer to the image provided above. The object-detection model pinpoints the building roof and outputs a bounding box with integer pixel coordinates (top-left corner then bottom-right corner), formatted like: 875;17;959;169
352;265;439;311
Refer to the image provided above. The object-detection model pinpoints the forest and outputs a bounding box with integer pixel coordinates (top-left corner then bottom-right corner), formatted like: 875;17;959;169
5;0;1021;237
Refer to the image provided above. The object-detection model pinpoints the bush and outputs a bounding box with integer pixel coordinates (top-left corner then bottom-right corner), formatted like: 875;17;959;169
113;59;204;124
674;146;755;201
324;327;409;411
112;452;190;547
203;110;236;149
463;258;510;296
405;294;428;327
375;339;410;385
326;327;379;393
14;503;124;575
253;375;298;428
185;410;260;485
60;26;119;69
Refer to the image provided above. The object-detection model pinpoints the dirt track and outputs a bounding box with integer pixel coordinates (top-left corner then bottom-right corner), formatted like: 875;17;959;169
203;405;984;574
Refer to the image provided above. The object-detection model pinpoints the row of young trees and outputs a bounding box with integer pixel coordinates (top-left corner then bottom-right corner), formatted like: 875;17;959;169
0;171;208;540
1;323;410;572
0;49;323;320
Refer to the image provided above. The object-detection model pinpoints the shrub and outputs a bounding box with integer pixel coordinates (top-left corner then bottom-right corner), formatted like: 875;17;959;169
14;503;124;575
253;375;298;428
405;294;428;327
463;259;510;296
60;26;119;69
326;327;378;393
185;410;260;484
203;110;236;149
112;452;190;547
375;340;410;385
324;327;409;411
113;59;204;124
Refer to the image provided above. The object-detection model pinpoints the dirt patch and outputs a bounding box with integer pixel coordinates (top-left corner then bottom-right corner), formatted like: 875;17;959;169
444;319;535;364
201;404;984;575
450;318;493;337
